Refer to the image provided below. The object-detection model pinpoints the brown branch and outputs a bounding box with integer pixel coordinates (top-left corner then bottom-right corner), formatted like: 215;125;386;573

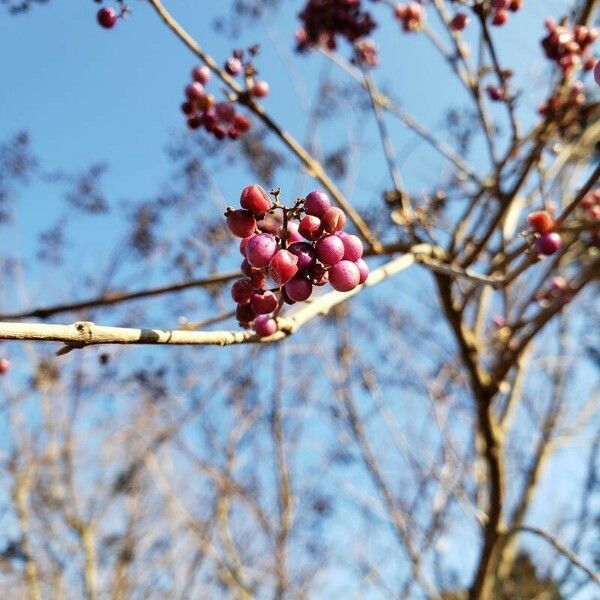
0;271;241;321
502;526;600;589
0;253;418;350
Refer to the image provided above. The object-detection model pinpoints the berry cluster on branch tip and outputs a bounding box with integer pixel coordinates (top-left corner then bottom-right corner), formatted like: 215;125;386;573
226;185;369;337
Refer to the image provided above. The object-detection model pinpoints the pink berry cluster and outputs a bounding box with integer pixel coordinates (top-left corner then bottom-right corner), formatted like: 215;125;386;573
181;50;270;140
226;185;369;337
490;0;521;27
534;276;573;307
95;1;126;29
527;210;561;256
393;3;425;32
181;66;251;140
541;19;598;76
295;0;377;52
581;190;600;221
538;81;588;138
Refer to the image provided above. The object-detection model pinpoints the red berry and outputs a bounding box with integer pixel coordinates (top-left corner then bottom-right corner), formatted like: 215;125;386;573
298;215;322;241
246;233;278;268
181;101;197;116
595;60;600;86
251;290;279;314
0;358;10;375
321;207;346;233
226;209;257;238
450;13;469;31
192;65;211;85
288;242;316;270
527;211;555;234
215;102;235;123
236;302;256;324
269;249;299;285
187;115;203;130
315;235;345;266
97;7;117;29
492;9;508;26
304;190;331;218
285;277;313;302
535;232;562;255
251;81;270;98
329;260;360;291
240;184;272;215
254;315;277;337
231;279;254;304
233;113;252;133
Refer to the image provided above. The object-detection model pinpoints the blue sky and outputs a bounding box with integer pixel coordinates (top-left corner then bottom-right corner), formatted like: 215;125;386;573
1;0;599;597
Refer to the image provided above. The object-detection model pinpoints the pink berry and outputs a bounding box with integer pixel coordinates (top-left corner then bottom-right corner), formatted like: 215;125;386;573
185;82;205;101
231;279;254;304
286;221;303;244
329;260;360;292
321;207;346;233
251;290;279;314
246;233;278;268
215;102;235;123
285;277;313;302
251;81;270;98
269;249;299;285
239;236;252;256
287;242;315;270
304;190;331;218
315;235;345;266
595;60;600;86
240;184;272;215
0;358;10;375
340;234;363;261
254;315;277;337
535;232;562;255
227;209;256;238
298;214;322;241
192;65;211;85
97;7;117;29
250;270;268;290
355;258;369;284
236;303;256;324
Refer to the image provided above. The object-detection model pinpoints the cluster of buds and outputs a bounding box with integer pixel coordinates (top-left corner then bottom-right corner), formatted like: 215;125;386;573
538;81;587;138
226;185;369;337
393;3;425;33
534;276;573;306
527;210;562;255
296;0;377;53
490;0;522;27
181;65;252;140
581;190;600;221
541;19;598;75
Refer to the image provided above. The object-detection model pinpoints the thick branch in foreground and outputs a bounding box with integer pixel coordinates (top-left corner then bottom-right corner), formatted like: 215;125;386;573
0;254;416;351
